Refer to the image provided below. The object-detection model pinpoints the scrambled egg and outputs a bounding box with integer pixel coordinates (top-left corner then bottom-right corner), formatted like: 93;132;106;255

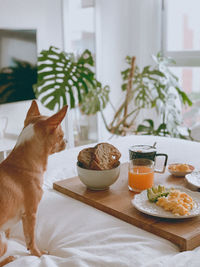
169;164;191;172
156;189;194;216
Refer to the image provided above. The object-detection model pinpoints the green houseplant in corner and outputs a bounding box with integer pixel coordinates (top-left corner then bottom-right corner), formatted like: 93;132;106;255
100;53;193;139
0;59;37;103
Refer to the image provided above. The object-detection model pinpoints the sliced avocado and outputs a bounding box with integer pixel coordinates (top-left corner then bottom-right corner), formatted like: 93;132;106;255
147;185;170;203
158;185;164;192
151;187;157;194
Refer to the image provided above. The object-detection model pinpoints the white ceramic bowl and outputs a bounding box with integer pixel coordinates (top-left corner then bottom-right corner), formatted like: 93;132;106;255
77;163;120;190
185;171;200;190
168;163;194;177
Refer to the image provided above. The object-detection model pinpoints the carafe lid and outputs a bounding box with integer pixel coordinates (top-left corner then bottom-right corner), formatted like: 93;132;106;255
129;145;156;153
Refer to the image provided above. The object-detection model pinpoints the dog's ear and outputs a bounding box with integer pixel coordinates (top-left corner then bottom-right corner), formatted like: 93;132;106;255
24;100;40;126
45;106;68;130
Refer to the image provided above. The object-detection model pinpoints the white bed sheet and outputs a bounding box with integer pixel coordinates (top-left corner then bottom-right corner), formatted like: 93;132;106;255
3;135;200;266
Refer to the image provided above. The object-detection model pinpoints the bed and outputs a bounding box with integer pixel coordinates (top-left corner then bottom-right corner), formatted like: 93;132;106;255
3;135;200;267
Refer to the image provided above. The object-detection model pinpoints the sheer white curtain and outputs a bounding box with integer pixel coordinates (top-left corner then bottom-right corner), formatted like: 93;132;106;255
95;0;162;141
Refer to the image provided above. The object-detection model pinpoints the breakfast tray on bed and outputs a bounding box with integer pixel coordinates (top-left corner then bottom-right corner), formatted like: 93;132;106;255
53;162;200;251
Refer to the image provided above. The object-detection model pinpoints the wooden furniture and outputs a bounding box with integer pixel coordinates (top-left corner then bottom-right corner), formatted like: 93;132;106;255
53;162;200;252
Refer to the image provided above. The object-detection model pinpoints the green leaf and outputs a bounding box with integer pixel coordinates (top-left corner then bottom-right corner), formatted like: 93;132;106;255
156;123;168;133
137;124;152;133
33;46;109;113
143;119;154;128
80;84;110;115
0;59;37;103
121;83;127;91
175;87;193;106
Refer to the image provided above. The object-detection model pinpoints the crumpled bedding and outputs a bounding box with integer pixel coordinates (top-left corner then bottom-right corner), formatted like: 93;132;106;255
3;135;200;266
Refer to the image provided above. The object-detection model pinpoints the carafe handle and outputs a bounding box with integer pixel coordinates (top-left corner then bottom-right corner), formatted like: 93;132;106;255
154;153;168;173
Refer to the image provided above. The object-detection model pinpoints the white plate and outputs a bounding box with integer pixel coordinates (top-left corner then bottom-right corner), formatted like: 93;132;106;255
185;171;200;189
132;187;200;219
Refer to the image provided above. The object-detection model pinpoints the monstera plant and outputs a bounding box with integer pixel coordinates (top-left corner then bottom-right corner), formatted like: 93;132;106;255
33;46;109;114
34;47;192;140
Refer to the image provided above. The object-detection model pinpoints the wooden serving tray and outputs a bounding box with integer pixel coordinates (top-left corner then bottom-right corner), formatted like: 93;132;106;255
53;163;200;251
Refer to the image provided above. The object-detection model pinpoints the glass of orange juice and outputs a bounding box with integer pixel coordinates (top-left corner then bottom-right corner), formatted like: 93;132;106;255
128;159;154;192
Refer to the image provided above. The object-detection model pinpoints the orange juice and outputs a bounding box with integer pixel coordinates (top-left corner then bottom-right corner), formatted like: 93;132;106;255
128;166;154;192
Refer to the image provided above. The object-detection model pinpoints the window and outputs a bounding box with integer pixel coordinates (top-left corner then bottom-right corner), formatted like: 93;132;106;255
67;0;95;55
162;0;200;128
64;0;97;146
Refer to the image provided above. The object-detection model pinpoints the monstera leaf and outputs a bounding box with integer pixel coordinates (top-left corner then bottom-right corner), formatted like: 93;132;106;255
33;46;109;113
80;81;110;115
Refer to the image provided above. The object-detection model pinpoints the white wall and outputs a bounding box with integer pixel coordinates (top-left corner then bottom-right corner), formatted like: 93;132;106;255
0;0;63;136
0;0;63;51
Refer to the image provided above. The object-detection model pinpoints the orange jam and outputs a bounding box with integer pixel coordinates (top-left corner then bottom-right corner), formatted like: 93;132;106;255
128;166;154;192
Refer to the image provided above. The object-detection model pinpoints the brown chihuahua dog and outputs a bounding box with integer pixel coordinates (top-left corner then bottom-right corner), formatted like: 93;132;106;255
0;100;68;266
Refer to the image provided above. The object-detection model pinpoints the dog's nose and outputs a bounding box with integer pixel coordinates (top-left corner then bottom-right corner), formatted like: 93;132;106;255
64;138;68;144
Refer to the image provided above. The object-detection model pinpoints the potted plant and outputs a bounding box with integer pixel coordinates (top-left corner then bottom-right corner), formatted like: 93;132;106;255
34;47;192;141
100;53;192;139
33;46;109;114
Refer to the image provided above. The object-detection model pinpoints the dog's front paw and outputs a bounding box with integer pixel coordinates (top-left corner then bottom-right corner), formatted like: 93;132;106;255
0;256;16;267
30;247;43;257
41;249;49;255
30;247;49;257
